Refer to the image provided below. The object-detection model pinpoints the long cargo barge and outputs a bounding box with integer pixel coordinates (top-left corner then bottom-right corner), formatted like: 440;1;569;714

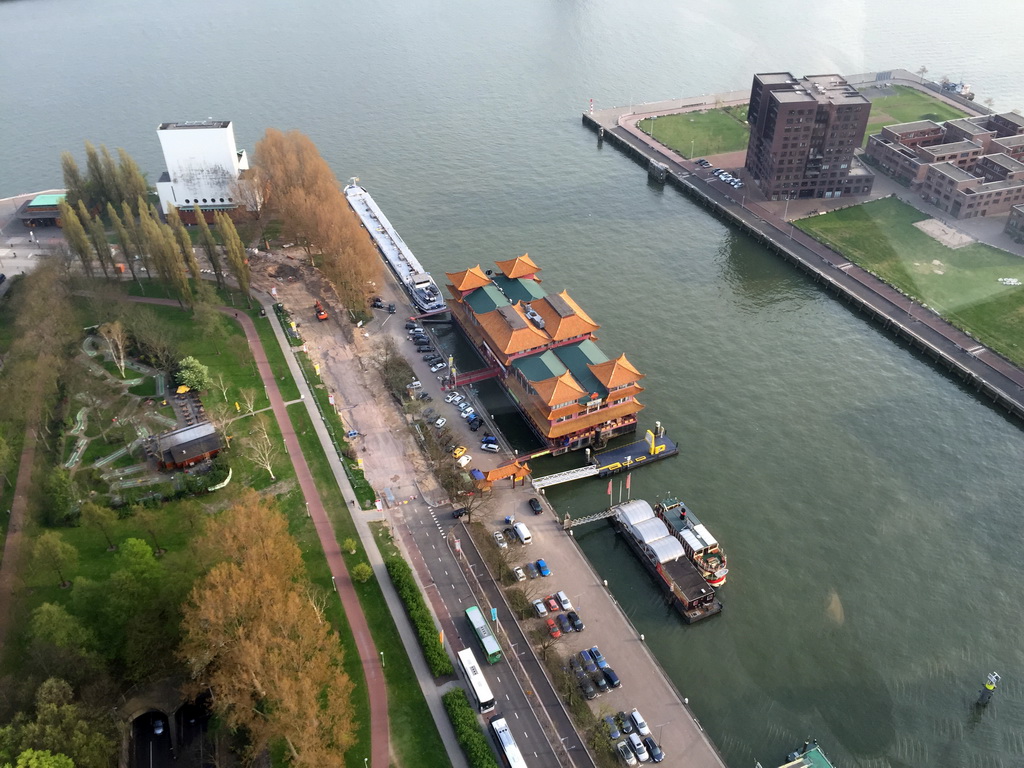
611;499;722;624
343;183;447;314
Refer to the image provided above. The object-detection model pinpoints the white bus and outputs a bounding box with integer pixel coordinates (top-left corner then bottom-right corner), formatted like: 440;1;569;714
456;648;496;713
489;716;528;768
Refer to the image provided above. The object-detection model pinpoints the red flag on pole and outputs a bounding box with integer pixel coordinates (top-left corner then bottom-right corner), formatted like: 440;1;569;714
626;473;632;492
607;479;613;496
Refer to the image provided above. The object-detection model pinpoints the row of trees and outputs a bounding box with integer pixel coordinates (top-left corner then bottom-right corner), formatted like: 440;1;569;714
251;129;382;309
61;142;148;213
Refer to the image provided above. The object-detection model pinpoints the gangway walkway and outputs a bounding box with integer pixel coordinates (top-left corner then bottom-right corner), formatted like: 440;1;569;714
533;464;599;489
561;506;618;529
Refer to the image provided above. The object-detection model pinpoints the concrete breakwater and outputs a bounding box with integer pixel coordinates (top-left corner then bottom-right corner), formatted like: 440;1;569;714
581;103;1024;424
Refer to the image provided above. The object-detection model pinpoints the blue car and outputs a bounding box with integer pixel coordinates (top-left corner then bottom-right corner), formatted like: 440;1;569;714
557;613;572;634
589;645;609;669
536;558;551;577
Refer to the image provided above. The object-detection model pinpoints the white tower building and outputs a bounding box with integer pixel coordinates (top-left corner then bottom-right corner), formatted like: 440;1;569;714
155;120;248;220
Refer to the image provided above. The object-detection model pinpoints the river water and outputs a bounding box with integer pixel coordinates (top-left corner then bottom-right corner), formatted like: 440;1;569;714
3;1;1024;765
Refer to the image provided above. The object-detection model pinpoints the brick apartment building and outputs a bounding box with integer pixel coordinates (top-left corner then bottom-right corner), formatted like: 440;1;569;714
866;112;1024;220
744;72;875;201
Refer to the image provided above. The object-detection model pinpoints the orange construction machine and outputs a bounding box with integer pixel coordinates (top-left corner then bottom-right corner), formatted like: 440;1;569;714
315;300;329;321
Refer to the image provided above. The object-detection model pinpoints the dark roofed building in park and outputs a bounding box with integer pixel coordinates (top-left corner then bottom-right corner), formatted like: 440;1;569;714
445;255;645;453
150;422;222;470
744;72;874;201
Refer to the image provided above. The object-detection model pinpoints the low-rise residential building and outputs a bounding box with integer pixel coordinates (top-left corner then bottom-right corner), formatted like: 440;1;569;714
445;255;645;452
1006;204;1024;241
920;155;1024;219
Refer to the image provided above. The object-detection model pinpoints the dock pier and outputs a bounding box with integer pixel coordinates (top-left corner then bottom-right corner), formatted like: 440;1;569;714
583;76;1024;424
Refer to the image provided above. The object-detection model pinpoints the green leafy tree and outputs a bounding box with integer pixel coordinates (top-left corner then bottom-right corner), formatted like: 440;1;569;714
32;533;78;588
41;469;75;527
122;200;151;278
351;562;372;583
166;206;201;281
342;538;358;555
4;748;76;768
194;205;225;288
83;143;112;208
106;203;138;283
175;356;210;391
80;503;117;551
78;202;111;279
26;603;102;685
215;211;251;306
56;201;92;278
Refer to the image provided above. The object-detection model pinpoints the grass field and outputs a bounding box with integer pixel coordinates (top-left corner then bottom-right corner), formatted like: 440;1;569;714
798;198;1024;366
863;85;966;145
638;108;750;157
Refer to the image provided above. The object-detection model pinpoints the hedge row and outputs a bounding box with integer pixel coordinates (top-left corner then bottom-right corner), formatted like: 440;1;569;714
442;689;499;768
385;556;455;677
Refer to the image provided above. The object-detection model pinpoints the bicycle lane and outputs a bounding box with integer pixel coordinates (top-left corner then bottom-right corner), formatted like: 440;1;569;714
128;297;389;768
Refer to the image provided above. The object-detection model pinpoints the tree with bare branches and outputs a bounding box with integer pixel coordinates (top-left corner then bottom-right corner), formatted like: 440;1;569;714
98;320;129;378
244;416;279;481
239;387;260;414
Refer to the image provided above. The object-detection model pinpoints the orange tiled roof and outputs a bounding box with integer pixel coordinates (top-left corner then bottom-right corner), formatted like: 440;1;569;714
588;354;644;389
546;401;644;439
532;371;586;407
495;253;540;280
484;461;532;482
533;291;600;341
475;305;550;356
446;265;491;292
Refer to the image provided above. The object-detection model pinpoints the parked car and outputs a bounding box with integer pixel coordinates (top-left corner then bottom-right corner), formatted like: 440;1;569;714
590;645;608;668
452;445;467;458
546;617;561;638
544;595;560;612
628;733;649;762
406;325;424;334
556;613;572;634
444;391;461;403
458;402;473;413
604;715;621;740
616;740;638;766
528;497;543;514
404;321;418;330
481;435;498;445
460;407;476;418
493;531;508;549
416;345;433;353
452;507;466;518
536;558;551;577
434;417;446;429
408;380;422;389
579;649;597;673
387;303;396;314
568;656;582;675
524;562;539;579
450;394;465;405
372;297;385;309
643;737;665;763
556;591;573;611
456;455;472;468
603;667;622;689
430;362;447;372
591;670;609;694
577;672;597;700
532;598;548;617
423;353;439;362
617;711;634;735
481;443;500;453
468;420;483;432
418;393;432;401
630;709;651;737
512;566;526;582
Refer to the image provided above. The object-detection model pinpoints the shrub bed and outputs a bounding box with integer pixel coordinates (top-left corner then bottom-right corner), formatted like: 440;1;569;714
385;556;454;677
442;689;499;768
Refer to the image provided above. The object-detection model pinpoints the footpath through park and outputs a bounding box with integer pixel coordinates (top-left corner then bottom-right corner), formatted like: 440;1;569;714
0;428;38;655
127;297;394;768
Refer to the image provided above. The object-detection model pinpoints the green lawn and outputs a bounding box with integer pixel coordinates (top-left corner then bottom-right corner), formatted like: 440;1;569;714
798;198;1024;366
862;85;966;145
638;108;750;158
288;404;450;768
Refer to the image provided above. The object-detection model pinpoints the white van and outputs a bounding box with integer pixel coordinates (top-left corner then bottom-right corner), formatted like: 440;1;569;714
408;380;422;390
628;733;649;762
456;455;472;468
556;590;573;611
512;522;532;544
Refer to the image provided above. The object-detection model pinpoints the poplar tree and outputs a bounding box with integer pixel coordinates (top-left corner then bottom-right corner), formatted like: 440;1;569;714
167;206;201;281
162;226;193;308
78;201;111;279
107;202;139;283
60;152;87;209
123;199;151;278
117;147;148;205
215;211;251;306
138;207;170;286
83;142;111;207
57;200;93;278
194;205;225;288
99;145;121;207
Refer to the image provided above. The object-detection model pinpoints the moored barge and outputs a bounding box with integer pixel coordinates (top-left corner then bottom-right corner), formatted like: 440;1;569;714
612;499;722;623
654;496;729;586
343;183;447;314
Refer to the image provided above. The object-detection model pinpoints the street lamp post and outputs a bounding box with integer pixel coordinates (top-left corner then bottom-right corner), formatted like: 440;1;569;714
690;139;695;159
380;651;385;668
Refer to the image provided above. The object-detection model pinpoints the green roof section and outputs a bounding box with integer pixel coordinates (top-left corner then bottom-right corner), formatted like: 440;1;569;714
555;340;609;400
464;284;507;315
512;350;566;382
28;193;66;208
493;274;547;304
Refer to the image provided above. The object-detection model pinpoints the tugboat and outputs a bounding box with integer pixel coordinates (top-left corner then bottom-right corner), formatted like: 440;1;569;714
654;497;729;587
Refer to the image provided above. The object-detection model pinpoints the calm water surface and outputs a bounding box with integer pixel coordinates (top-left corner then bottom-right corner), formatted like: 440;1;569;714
3;1;1024;765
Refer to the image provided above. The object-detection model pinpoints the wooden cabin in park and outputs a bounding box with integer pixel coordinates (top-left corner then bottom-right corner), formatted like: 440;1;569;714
445;255;645;453
150;422;222;470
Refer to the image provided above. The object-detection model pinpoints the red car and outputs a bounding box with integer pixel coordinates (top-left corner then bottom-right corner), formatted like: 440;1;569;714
544;595;560;613
546;618;561;638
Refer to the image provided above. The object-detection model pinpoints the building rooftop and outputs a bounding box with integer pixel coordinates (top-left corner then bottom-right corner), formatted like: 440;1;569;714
494;253;540;280
159;120;231;130
930;162;978;183
980;153;1024;173
26;193;66;208
946;118;992;136
993;112;1024;129
993;134;1024;149
447;265;491;293
757;72;799;86
921;140;982;155
883;120;943;135
463;284;508;315
493;273;547;304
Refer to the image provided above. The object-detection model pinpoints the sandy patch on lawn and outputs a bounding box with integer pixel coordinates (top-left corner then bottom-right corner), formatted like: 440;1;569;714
914;218;975;249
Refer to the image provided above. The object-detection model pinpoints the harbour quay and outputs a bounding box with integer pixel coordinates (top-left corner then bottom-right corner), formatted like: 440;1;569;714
581;73;1024;424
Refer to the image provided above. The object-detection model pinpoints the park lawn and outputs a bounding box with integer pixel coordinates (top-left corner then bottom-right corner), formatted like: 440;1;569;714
638;108;749;158
798;197;1024;366
288;403;450;768
862;85;967;146
128;377;157;397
